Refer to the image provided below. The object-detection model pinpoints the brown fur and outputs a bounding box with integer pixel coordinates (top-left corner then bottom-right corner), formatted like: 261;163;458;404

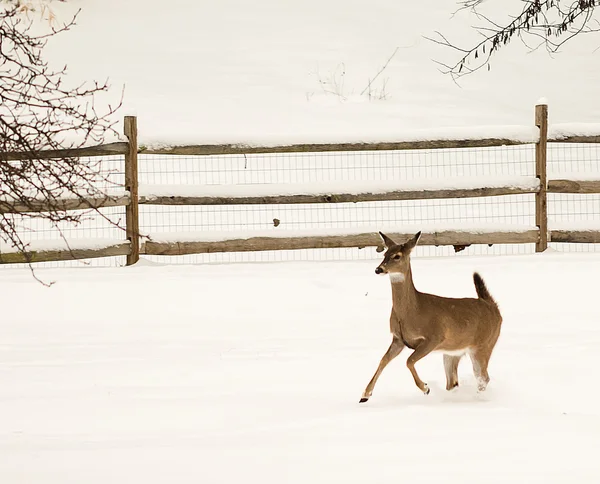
359;231;502;402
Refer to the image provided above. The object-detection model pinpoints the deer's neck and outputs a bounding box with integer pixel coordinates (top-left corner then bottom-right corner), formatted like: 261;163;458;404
390;266;418;311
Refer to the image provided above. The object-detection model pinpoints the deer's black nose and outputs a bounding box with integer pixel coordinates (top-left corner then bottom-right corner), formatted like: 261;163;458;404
375;267;383;274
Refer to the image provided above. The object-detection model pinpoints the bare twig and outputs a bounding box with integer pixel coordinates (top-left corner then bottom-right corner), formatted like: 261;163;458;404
361;47;399;96
427;0;600;80
0;5;123;279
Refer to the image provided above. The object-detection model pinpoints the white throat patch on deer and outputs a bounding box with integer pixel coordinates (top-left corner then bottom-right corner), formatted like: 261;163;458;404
389;273;405;283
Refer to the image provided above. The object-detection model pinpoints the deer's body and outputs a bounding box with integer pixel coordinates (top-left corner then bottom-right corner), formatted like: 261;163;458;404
389;271;501;352
360;231;502;403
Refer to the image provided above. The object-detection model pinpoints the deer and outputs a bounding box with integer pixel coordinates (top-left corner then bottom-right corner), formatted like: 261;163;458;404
359;231;502;403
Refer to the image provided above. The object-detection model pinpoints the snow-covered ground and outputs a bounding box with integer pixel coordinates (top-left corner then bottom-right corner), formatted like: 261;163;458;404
1;251;599;483
38;0;600;147
2;3;600;480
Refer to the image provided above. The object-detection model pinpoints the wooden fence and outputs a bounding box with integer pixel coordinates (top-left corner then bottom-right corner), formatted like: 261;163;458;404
2;104;600;265
0;116;138;265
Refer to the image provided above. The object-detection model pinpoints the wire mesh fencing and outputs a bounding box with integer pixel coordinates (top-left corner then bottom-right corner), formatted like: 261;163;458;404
548;143;600;253
138;145;539;263
2;140;599;269
0;154;127;269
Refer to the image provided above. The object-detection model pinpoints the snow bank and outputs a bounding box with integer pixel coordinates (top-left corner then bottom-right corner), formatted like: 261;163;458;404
43;0;600;149
2;254;600;483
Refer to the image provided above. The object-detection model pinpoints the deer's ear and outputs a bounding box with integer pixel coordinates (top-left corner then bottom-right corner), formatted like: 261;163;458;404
378;231;396;248
404;231;422;252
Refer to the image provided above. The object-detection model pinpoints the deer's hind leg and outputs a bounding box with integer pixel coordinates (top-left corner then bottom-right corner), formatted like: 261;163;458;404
443;354;462;391
469;348;491;392
360;337;404;403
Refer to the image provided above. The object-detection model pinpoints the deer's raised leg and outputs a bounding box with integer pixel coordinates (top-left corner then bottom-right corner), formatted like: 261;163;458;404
360;337;404;403
406;338;441;395
443;354;462;391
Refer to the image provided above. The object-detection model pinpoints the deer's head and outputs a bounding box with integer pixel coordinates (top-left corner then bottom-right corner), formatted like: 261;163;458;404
375;231;421;282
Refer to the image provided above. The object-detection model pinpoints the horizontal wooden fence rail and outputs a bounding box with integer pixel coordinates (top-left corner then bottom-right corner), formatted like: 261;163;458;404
140;137;536;156
138;186;534;206
143;230;541;256
548;179;600;194
137;132;600;157
0;243;131;264
138;181;541;207
3;142;129;161
550;230;600;243
0;194;130;214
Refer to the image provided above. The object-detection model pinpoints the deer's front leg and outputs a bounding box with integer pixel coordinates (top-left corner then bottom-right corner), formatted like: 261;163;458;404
360;337;404;403
406;338;442;395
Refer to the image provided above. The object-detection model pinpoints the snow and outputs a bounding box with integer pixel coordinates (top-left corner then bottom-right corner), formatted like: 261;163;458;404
1;252;600;483
40;0;600;147
147;223;536;244
550;221;600;231
140;125;541;150
0;189;129;204
549;123;600;140
548;172;600;181
0;237;128;253
2;2;600;481
139;176;540;199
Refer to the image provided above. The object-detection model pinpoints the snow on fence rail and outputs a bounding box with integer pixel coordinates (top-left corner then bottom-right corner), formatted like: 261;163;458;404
1;104;600;265
0;192;130;214
137;176;541;206
0;239;131;264
2;142;129;161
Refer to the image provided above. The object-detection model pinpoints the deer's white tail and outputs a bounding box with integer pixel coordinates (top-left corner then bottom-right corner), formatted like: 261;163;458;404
473;272;497;306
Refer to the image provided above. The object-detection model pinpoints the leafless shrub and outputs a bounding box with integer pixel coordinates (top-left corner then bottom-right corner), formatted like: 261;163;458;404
0;5;122;280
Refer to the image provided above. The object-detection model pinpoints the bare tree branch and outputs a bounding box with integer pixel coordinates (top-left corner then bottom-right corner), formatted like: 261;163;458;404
0;5;124;277
427;0;600;80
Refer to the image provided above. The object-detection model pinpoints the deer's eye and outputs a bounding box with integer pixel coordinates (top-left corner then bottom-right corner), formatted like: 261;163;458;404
393;254;401;260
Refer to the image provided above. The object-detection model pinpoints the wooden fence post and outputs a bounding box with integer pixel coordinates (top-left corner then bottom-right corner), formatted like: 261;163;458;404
535;103;548;252
124;116;140;265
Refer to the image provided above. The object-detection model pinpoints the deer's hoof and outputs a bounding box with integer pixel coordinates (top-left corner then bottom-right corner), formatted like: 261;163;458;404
477;377;489;392
423;385;430;395
359;397;369;403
